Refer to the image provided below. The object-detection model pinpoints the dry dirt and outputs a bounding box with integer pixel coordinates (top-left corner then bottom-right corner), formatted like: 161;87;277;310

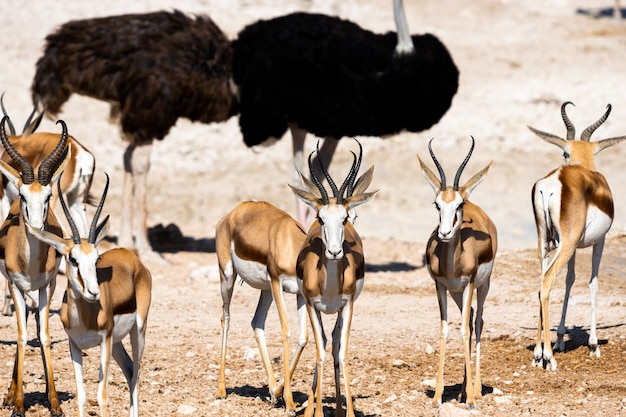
1;0;626;416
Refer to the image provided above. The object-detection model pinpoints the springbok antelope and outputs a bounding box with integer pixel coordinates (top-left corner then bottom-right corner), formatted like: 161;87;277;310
0;97;95;317
215;200;308;413
289;140;377;417
529;102;626;371
417;137;497;407
27;174;152;417
0;95;95;234
0;115;70;417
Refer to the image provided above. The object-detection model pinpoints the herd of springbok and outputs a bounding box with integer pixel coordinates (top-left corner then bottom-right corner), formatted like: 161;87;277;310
0;96;624;416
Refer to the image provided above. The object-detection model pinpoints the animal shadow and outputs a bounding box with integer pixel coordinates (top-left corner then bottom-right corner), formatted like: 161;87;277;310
425;383;494;406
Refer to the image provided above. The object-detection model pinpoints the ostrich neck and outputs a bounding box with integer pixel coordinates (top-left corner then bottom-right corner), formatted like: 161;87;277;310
394;0;415;54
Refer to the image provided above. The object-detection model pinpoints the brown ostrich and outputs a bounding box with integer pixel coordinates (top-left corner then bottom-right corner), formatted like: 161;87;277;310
32;10;238;260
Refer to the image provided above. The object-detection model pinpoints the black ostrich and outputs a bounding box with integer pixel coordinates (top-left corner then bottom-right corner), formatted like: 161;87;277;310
32;10;238;260
232;0;459;223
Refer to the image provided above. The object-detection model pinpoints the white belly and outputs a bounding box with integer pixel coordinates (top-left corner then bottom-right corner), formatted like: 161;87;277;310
231;245;270;290
579;205;613;248
112;313;137;344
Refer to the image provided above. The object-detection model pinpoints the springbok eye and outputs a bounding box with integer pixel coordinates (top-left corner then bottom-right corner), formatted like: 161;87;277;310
458;202;465;211
68;256;78;266
317;216;324;226
434;202;440;211
563;151;570;160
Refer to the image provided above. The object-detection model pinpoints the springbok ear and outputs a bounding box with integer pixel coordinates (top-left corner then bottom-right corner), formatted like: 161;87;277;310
25;222;69;254
50;142;72;186
460;161;493;198
528;126;568;151
352;165;375;195
0;159;21;189
288;184;321;211
417;154;441;194
94;215;111;246
346;190;378;211
297;170;322;199
594;135;626;155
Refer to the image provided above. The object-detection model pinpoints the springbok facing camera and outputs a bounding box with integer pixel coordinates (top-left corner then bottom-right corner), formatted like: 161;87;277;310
417;137;497;407
215;200;308;413
289;140;377;417
0;115;70;417
27;174;152;417
529;102;626;372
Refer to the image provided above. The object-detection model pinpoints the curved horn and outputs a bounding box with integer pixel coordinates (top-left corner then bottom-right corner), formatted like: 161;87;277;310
22;97;45;136
88;173;110;244
308;151;328;205
57;173;81;244
337;151;358;204
428;138;446;190
453;136;475;191
561;101;575;140
0;93;16;136
38;119;69;186
0;116;35;184
346;138;363;197
315;141;339;198
581;104;611;141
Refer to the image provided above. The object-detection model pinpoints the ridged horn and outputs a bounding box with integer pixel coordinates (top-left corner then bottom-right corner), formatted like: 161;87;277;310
22;97;45;136
581;104;611;141
308;150;328;205
315;141;339;199
453;136;475;191
428;138;446;190
337;151;357;204
561;101;575;140
57;173;81;244
345;138;363;198
88;173;110;244
38;119;69;186
0;116;34;184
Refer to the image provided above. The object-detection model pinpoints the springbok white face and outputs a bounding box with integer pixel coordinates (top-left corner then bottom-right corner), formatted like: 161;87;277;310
27;174;110;303
317;202;349;260
0;116;70;230
418;137;492;243
290;139;377;260
17;183;54;230
433;189;464;242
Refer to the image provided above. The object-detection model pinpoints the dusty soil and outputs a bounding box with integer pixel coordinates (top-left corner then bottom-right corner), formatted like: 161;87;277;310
1;0;626;416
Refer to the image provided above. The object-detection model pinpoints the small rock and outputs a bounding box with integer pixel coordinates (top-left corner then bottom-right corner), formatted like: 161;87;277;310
383;394;397;404
177;404;197;415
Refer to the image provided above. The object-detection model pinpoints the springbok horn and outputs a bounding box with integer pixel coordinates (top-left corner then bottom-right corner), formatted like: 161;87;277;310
337;151;357;204
308;150;328;205
0;116;35;184
428;138;446;190
453;136;475;191
88;173;110;244
0;93;16;136
315;141;340;198
22;98;45;136
581;104;611;141
57;173;81;244
346;138;363;197
561;101;575;140
38;119;69;186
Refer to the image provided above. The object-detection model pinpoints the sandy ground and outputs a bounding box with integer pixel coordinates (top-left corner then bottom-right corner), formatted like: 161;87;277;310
0;0;626;416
